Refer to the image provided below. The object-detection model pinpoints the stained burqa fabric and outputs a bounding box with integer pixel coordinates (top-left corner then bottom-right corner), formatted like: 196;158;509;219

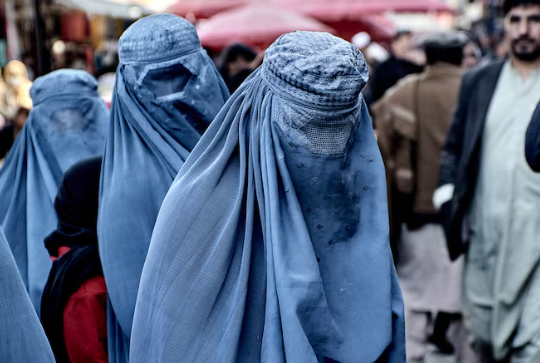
97;14;229;363
41;156;104;363
131;31;405;363
0;69;108;311
0;226;55;362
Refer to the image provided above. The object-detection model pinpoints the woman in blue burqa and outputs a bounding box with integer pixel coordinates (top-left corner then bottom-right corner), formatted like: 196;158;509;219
130;31;405;362
0;69;108;311
97;14;229;363
0;226;56;362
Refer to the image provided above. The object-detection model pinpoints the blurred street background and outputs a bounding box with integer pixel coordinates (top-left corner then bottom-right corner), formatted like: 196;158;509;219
0;0;502;82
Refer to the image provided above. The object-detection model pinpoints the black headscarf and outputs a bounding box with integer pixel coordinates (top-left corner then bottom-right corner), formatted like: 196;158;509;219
218;43;257;93
41;156;103;363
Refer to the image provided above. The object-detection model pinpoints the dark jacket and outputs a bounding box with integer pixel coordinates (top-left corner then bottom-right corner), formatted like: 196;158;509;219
0;124;15;159
438;60;505;260
526;102;540;172
370;55;424;105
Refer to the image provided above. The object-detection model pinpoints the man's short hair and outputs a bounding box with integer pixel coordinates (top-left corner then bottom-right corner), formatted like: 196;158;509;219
422;32;466;66
503;0;540;16
392;30;413;42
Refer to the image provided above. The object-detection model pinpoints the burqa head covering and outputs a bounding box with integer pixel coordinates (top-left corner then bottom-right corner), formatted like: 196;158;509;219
0;69;108;311
97;13;229;360
130;31;405;363
41;156;103;363
0;226;55;362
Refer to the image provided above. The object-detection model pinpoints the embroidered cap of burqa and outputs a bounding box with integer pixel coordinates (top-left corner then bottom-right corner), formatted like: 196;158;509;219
131;31;405;363
0;69;108;311
0;227;55;362
97;14;229;361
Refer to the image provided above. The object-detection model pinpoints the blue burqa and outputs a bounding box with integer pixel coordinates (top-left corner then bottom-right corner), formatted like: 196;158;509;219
97;14;229;363
0;69;108;311
0;227;55;362
130;32;405;362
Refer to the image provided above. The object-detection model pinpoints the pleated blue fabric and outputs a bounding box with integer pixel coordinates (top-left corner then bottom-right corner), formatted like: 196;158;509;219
97;14;229;363
0;226;55;362
0;69;108;311
131;31;405;363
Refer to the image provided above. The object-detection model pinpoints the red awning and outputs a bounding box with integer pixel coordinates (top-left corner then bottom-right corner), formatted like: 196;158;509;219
168;0;249;19
169;0;453;20
275;0;453;22
197;3;336;50
317;13;396;44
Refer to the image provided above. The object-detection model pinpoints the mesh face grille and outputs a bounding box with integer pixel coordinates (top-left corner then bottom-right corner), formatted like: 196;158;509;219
302;121;354;155
275;101;361;156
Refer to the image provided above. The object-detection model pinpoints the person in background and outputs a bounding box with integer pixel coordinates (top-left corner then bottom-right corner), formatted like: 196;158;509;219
41;157;107;363
0;107;29;159
98;14;229;363
130;30;405;363
369;30;424;105
352;31;379;107
480;30;509;66
352;31;372;57
2;60;32;120
0;226;55;363
462;32;483;69
218;43;264;93
0;70;108;311
436;0;540;361
374;32;477;363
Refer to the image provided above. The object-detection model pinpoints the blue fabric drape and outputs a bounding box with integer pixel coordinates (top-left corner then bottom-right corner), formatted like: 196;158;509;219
0;69;108;311
0;226;55;362
131;31;405;363
97;14;229;363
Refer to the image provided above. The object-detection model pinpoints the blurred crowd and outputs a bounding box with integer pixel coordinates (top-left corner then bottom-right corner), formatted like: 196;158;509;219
3;1;540;363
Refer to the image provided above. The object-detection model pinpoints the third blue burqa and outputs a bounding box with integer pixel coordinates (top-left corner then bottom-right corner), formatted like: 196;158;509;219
130;32;405;362
97;14;229;363
0;70;107;311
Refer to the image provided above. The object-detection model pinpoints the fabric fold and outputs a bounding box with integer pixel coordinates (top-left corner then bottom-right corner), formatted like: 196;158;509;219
0;226;55;362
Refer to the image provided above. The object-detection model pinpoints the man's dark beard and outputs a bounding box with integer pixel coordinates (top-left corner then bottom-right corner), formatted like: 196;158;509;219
512;38;540;61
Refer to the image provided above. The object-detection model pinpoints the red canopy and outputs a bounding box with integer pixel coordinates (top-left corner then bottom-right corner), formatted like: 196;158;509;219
197;3;336;50
168;0;249;19
169;0;453;20
323;15;396;44
275;0;453;22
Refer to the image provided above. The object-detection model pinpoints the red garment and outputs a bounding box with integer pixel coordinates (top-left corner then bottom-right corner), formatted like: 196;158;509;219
50;246;71;261
63;275;108;363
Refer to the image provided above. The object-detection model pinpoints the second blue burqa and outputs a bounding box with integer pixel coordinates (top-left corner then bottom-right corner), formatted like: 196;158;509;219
131;32;405;362
97;14;229;363
0;69;108;311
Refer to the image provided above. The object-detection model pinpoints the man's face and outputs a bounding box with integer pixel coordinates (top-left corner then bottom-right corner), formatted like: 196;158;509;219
391;34;414;59
505;5;540;61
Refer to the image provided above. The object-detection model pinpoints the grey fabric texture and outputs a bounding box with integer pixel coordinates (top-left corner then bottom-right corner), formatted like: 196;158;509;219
0;226;55;362
0;69;108;311
130;31;405;363
97;14;229;363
